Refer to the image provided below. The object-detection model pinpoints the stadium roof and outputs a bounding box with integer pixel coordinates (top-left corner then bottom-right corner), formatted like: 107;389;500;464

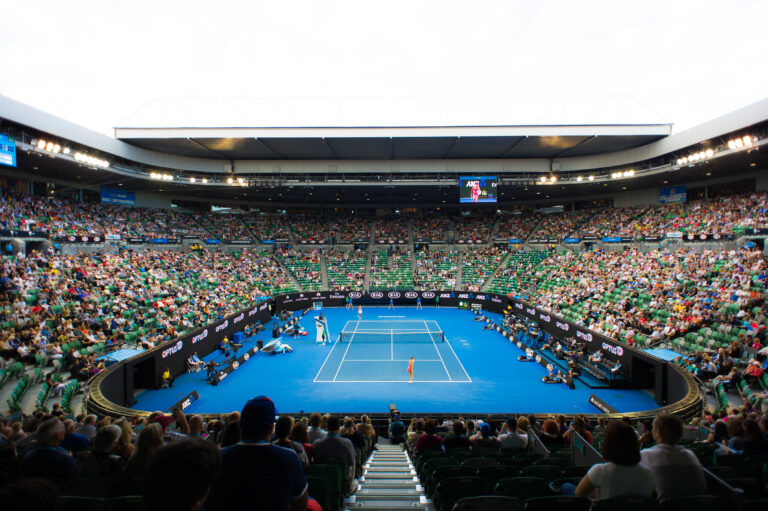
114;96;671;160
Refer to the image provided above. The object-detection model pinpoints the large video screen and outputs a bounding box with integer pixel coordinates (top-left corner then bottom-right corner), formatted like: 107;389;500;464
459;176;497;203
0;134;16;168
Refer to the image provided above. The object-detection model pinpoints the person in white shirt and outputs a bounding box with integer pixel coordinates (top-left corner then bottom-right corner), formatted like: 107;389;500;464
573;421;655;501
640;413;706;503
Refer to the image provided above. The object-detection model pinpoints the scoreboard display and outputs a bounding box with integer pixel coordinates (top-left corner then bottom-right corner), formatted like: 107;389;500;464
459;176;497;203
0;134;16;168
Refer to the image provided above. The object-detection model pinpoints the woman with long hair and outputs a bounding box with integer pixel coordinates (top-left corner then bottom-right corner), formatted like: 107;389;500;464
124;423;163;477
112;418;135;461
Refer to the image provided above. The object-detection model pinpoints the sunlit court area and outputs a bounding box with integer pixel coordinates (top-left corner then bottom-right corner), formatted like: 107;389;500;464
1;2;768;510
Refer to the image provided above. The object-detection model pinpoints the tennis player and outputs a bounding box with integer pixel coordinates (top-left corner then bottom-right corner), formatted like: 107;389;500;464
471;181;481;202
358;305;363;320
416;296;422;310
407;356;414;384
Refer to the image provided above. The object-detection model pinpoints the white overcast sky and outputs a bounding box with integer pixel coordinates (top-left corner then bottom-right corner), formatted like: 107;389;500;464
1;0;766;136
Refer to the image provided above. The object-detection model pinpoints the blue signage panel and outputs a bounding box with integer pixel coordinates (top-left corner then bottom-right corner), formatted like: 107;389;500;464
101;188;136;205
660;185;686;204
0;134;16;168
564;238;580;243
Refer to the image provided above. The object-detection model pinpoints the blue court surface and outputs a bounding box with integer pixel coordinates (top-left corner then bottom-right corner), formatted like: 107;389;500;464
132;307;659;415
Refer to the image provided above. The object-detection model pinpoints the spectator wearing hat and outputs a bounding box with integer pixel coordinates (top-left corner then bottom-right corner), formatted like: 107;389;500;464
470;422;499;451
206;396;308;511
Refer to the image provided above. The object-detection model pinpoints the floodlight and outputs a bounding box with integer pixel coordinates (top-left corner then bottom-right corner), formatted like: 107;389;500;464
743;135;753;147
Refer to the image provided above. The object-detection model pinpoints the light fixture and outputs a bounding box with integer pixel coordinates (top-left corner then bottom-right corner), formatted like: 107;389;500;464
190;177;196;183
37;140;46;149
227;177;234;184
705;148;714;157
588;175;594;181
550;176;557;183
576;176;583;182
539;176;546;183
743;135;753;147
202;178;208;184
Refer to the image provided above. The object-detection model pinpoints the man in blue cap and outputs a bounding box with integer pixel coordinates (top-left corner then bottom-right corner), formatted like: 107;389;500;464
205;396;308;511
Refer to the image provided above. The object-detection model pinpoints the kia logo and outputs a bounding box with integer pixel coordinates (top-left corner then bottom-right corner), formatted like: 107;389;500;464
349;292;362;299
388;291;401;299
405;291;418;299
243;353;249;361
370;292;384;299
232;361;240;370
422;292;435;299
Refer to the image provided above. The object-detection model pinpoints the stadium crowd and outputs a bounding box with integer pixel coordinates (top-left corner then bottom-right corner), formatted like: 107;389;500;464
1;394;766;509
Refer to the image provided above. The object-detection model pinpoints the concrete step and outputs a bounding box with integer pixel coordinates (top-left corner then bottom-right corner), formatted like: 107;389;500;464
346;501;423;510
360;482;421;490
356;488;424;497
361;476;418;484
366;466;414;473
366;462;412;468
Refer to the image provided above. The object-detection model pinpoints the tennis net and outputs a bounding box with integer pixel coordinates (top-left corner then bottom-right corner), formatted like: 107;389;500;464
339;329;445;343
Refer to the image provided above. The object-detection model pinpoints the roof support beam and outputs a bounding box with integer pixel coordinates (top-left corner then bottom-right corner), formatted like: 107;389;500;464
496;137;527;158
255;138;283;160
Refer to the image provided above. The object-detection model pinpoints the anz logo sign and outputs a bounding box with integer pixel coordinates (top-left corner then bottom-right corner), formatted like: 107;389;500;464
370;291;384;299
515;303;523;309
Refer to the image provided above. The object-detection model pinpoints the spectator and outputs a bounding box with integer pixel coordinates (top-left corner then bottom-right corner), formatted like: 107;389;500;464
539;418;565;450
77;424;125;477
0;478;59;511
573;421;655;501
742;419;768;456
313;415;357;495
389;413;405;444
59;419;89;453
443;420;471;451
19;418;77;480
497;417;528;451
415;418;444;453
307;412;326;442
640;413;706;502
144;437;221;511
290;421;314;463
125;422;164;477
470;422;499;451
273;416;309;467
73;414;98;443
206;396;308;511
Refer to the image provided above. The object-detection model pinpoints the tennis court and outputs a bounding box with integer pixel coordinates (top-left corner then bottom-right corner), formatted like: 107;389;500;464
313;320;471;383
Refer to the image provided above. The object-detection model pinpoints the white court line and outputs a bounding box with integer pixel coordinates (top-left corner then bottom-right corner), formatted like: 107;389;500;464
332;320;357;382
312;320;349;383
444;336;472;382
426;319;453;382
314;380;472;383
390;329;393;361
344;359;442;362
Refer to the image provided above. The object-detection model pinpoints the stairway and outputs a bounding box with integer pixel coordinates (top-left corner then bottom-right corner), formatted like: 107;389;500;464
481;251;512;292
346;443;426;511
320;252;329;290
